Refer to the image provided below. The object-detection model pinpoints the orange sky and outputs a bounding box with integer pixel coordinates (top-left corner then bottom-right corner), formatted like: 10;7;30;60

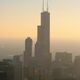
0;0;80;42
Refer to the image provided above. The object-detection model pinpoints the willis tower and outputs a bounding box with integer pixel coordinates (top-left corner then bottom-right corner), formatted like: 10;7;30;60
35;0;51;68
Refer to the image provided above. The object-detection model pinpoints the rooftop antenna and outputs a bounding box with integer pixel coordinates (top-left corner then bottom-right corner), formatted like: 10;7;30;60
47;0;49;11
42;0;44;12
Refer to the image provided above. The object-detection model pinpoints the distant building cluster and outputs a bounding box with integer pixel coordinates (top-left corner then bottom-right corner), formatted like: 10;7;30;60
1;52;80;80
0;2;80;80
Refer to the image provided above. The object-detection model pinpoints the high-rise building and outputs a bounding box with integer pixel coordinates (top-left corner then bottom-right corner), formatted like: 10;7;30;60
0;59;14;80
35;0;51;68
52;52;73;80
24;37;33;67
23;37;33;80
55;52;72;66
13;55;22;80
74;56;80;80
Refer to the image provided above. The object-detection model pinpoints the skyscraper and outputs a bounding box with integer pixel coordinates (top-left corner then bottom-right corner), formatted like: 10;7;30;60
35;0;51;68
24;37;33;67
23;37;33;80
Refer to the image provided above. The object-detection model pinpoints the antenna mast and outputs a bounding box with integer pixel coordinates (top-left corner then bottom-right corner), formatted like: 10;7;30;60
43;0;44;12
47;0;49;11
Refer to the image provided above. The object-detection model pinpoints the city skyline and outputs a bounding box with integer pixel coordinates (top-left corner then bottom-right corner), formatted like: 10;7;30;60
1;1;80;80
23;7;72;80
1;0;80;60
0;0;80;42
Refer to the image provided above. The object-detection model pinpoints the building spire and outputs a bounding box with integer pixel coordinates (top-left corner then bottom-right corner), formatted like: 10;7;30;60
47;0;49;11
42;0;44;12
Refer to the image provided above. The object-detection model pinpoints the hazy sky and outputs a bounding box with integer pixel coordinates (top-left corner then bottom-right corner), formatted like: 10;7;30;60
0;0;80;76
0;0;80;42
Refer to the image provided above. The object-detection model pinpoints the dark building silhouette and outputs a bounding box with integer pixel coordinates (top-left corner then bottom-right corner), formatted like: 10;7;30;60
24;37;33;67
55;52;72;66
52;52;73;80
35;3;51;69
13;55;22;80
0;59;14;80
74;56;80;80
23;37;33;80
